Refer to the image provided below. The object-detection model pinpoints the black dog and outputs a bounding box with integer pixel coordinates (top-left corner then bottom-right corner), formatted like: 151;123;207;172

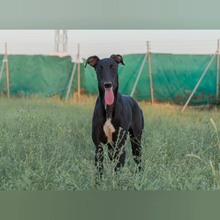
86;54;144;180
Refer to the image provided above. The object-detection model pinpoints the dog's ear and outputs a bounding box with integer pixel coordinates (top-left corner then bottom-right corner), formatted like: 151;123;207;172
110;54;125;65
85;56;100;68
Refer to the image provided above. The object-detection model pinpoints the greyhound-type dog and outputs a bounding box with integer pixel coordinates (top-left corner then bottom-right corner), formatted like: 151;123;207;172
86;54;144;180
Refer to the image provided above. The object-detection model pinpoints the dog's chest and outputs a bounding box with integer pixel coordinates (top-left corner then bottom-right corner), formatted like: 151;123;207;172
103;118;115;144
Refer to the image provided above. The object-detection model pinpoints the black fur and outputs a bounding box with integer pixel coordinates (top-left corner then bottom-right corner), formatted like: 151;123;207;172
86;54;144;180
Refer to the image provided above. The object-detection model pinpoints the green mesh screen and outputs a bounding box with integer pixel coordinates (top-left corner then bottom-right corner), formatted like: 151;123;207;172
0;53;218;105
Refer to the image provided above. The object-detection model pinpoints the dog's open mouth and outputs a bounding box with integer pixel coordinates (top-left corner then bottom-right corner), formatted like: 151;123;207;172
104;87;114;105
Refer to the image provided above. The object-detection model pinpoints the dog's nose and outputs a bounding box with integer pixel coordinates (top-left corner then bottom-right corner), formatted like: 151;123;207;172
104;82;113;88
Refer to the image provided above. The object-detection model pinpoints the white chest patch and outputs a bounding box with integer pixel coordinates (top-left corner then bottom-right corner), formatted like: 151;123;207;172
103;118;115;144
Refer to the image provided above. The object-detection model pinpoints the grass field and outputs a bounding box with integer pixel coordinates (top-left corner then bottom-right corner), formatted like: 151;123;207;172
0;97;220;190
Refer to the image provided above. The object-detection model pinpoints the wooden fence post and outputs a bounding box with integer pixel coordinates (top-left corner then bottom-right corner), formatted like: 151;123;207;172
5;43;10;98
65;51;79;102
216;39;220;103
77;44;81;103
147;41;154;104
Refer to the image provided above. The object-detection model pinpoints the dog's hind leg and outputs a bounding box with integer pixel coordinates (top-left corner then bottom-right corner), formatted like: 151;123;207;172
129;129;143;172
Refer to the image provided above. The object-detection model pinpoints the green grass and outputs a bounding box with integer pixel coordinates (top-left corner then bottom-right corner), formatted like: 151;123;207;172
0;97;220;190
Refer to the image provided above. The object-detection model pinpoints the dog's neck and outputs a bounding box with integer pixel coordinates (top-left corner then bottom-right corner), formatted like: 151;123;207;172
105;104;114;119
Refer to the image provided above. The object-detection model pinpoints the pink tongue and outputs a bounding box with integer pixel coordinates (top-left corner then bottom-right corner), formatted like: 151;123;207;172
105;88;114;105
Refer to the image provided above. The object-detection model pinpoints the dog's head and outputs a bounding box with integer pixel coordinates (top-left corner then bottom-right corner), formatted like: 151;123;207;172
85;54;125;105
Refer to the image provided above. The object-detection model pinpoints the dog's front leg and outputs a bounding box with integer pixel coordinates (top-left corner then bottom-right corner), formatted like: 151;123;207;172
95;145;104;182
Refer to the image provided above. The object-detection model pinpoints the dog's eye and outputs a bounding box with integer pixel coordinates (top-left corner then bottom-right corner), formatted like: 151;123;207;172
99;65;103;71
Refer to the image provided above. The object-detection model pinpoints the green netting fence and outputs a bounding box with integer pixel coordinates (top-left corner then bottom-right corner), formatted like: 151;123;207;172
0;53;219;105
0;55;85;98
